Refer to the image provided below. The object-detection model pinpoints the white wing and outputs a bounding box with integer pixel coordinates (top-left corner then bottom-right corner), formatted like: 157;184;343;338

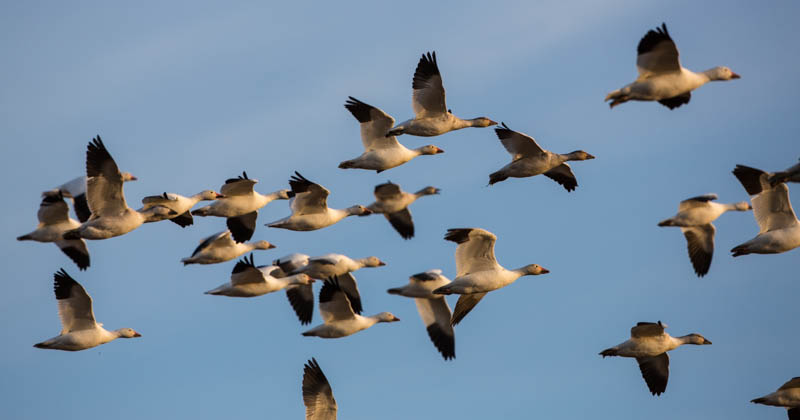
444;228;498;276
636;23;681;79
411;52;447;117
85;136;129;217
53;269;97;333
414;296;455;360
302;358;337;420
344;97;401;150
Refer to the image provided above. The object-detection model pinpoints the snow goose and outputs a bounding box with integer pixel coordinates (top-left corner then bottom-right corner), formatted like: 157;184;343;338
769;158;800;186
387;269;455;360
267;172;372;231
752;377;800;419
274;253;314;325
34;269;141;351
731;165;800;256
141;190;223;227
338;97;444;172
17;190;90;270
600;321;712;396
302;358;337;420
432;228;549;326
605;23;740;109
657;193;751;276
291;253;386;314
191;171;291;242
204;254;312;297
181;230;276;265
302;276;399;339
365;182;440;239
63;136;173;240
489;123;595;191
386;52;496;137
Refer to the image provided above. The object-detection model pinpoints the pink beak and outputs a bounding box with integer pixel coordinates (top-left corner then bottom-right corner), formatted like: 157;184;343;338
731;72;741;79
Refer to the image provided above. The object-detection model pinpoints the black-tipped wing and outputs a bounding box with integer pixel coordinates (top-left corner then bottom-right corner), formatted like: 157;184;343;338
636;353;670;396
220;173;257;196
54;269;96;333
289;172;330;215
302;358;337;420
318;277;356;323
678;193;718;211
636;23;680;78
494;123;544;159
227;211;258;243
374;182;402;200
344;97;398;150
779;377;800;390
415;297;455;360
681;224;715;277
451;292;487;326
37;191;71;225
631;321;666;338
72;193;91;222
385;208;414;239
544;164;578;192
335;272;363;315
56;240;90;271
192;231;232;257
734;165;798;232
411;51;447;117
445;228;498;277
790;408;800;420
85;136;128;217
658;92;691;109
170;211;194;227
286;284;314;325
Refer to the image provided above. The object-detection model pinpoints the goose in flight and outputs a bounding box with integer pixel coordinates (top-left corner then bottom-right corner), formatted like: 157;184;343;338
63;136;173;240
752;377;800;420
600;321;712;396
432;228;549;326
181;230;276;265
731;165;800;256
302;358;337;420
141;190;222;228
489;123;595;191
388;269;455;360
204;254;312;297
339;97;444;172
365;182;440;239
386;52;496;137
267;172;372;231
657;193;751;276
605;23;740;109
191;171;291;242
17;190;90;270
769;158;800;186
274;253;314;325
302;276;400;339
34;269;141;351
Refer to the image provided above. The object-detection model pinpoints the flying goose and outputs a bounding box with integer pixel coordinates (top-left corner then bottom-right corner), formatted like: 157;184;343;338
489;123;595;191
34;269;141;351
769;158;800;186
605;23;740;109
657;193;751;276
386;52;496;137
63;136;173;240
204;254;312;297
274;253;314;325
752;377;800;419
338;97;444;172
17;190;90;270
432;228;549;326
731;165;800;256
191;171;291;242
600;321;712;396
141;190;223;227
387;269;455;360
267;172;372;231
302;358;337;420
291;253;386;314
365;182;440;239
181;230;276;265
302;276;400;339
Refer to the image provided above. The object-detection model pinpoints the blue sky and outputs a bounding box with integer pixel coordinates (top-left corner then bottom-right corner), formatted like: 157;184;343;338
1;1;798;419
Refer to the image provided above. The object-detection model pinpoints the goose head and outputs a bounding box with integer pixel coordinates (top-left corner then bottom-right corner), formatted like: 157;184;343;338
707;66;740;81
275;189;293;200
734;201;752;211
121;172;138;182
683;333;712;345
469;117;498;127
117;328;142;338
253;240;277;250
347;205;372;216
198;190;224;200
567;150;596;161
522;264;550;275
418;145;445;155
375;312;401;323
361;256;386;267
417;186;441;196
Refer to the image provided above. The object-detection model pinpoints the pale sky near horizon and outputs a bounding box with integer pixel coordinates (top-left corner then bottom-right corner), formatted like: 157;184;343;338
1;1;799;419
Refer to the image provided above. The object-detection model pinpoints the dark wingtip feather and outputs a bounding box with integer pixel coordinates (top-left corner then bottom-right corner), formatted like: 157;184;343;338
61;246;90;271
53;268;77;300
426;323;455;360
412;51;441;90
344;97;373;123
444;228;472;244
232;254;256;274
318;277;342;304
733;165;768;196
637;22;673;55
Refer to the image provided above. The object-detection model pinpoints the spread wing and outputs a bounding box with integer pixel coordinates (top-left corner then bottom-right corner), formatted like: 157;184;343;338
53;269;96;333
451;292;487;326
227;211;258;243
445;228;498;276
385;208;415;239
286;284;314;325
37;191;71;225
411;51;447;117
344;97;400;150
734;165;799;232
494;123;544;159
302;358;337;420
55;240;90;271
220;173;257;196
678;194;718;211
374;182;403;200
170;211;194;227
636;353;670;396
191;231;233;257
636;23;681;79
681;224;715;277
318;277;356;323
544;164;578;192
631;321;666;338
415;297;455;360
85;136;128;217
334;272;363;315
230;254;267;285
289;172;330;215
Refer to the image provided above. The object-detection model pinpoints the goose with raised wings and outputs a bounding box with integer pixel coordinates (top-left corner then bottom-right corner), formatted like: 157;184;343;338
18;190;90;270
365;182;440;239
181;230;275;265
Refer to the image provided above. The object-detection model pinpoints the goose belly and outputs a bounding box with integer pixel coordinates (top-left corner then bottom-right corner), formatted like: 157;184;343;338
81;211;143;239
209;196;262;217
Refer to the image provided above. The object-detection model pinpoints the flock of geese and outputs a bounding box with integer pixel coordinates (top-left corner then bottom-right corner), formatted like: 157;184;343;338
17;22;800;419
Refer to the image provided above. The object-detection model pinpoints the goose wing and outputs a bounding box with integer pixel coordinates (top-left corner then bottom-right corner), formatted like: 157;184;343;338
38;191;71;225
385;208;415;239
302;358;337;420
191;231;233;257
85;136;128;217
636;23;681;79
451;292;487;326
374;182;403;201
636;353;670;396
415;296;455;360
53;269;96;333
344;97;400;150
681;224;715;277
411;51;447;117
630;321;666;338
55;240;90;271
220;172;257;196
289;172;330;215
544;164;578;192
444;228;498;276
494;123;544;159
678;193;718;211
57;176;90;222
230;254;267;285
227;211;258;243
334;272;363;315
733;165;799;232
318;277;356;323
286;284;314;325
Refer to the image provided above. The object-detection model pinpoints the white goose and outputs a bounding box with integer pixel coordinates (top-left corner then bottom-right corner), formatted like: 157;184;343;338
267;172;372;231
191;171;291;242
291;253;386;314
141;190;223;227
752;377;800;419
338;97;444;172
34;269;141;351
731;165;800;256
17;190;90;270
605;23;740;109
600;321;712;396
274;253;314;325
302;358;337;420
432;228;549;326
489;123;595;191
657;193;751;277
181;230;276;265
387;269;455;360
769;158;800;186
302;276;400;339
204;254;312;297
365;182;440;239
386;52;496;137
63;136;173;240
